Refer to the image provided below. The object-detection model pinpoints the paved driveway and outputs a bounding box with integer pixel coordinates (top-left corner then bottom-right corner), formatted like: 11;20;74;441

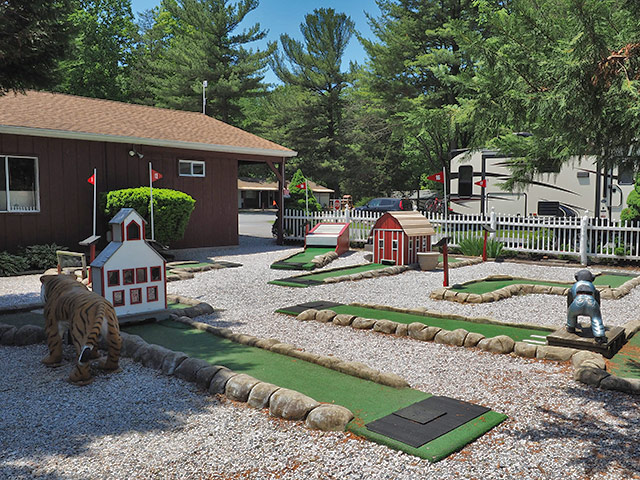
238;211;276;238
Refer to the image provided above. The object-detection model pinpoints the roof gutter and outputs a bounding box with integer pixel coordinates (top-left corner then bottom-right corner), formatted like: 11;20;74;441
0;125;298;158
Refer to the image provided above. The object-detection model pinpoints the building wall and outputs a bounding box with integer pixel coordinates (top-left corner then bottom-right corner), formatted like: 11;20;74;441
0;134;244;251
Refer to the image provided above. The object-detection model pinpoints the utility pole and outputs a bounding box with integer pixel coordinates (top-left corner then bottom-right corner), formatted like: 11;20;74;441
202;80;208;115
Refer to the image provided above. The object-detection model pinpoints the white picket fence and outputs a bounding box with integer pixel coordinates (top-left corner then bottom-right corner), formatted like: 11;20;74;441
282;208;640;264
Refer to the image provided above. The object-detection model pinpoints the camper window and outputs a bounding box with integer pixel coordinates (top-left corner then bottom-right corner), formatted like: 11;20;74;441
458;165;473;197
619;166;635;185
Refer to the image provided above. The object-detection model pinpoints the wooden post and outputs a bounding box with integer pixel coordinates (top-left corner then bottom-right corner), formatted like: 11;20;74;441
442;242;449;287
278;159;285;245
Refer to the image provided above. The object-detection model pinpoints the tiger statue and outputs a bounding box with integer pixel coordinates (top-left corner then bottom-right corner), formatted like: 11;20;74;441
40;274;122;385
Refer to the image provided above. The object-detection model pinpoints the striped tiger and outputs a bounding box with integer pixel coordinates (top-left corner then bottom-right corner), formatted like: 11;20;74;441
40;274;122;385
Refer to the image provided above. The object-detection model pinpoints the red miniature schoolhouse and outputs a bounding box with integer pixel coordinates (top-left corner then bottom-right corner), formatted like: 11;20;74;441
371;211;435;265
91;208;167;316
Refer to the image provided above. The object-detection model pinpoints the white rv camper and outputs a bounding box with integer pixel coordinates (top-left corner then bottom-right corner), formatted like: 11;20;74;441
448;150;636;220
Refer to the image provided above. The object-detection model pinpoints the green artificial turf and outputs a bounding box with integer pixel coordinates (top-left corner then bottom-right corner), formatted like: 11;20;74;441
269;263;390;287
271;247;335;270
279;304;552;343
452;273;635;296
607;333;640;380
123;320;506;461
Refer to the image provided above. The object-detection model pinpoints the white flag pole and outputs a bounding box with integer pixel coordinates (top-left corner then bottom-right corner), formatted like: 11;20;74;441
149;162;155;241
92;168;97;237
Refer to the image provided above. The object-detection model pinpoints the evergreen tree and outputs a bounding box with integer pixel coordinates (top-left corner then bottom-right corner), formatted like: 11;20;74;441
149;0;274;124
358;0;479;197
55;0;137;100
468;0;640;189
271;8;355;191
286;169;322;212
0;0;73;95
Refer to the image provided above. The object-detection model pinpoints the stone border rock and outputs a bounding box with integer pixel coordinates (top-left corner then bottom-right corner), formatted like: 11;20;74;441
310;251;339;269
173;315;409;389
288;306;639;395
166;294;215;318
430;273;640;303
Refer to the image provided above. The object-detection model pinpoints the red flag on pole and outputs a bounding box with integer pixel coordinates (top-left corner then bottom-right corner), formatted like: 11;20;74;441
426;172;444;183
475;179;487;188
87;174;95;185
151;169;163;182
295;182;306;189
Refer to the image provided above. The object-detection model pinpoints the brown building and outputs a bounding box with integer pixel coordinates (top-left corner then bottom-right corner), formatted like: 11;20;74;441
0;91;295;251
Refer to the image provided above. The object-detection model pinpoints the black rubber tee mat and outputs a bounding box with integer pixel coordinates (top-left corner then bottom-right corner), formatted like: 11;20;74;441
365;396;490;448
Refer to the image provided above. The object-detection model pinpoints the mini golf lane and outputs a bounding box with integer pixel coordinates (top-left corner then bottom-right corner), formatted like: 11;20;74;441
453;273;635;296
271;247;335;271
607;333;640;380
277;303;553;344
269;263;390;288
123;320;506;462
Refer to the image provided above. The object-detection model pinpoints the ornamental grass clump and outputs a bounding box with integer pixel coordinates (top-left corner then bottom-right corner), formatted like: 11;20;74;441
458;236;503;258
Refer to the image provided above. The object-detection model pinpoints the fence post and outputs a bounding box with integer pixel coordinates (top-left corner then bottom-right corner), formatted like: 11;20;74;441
490;208;497;240
580;215;589;265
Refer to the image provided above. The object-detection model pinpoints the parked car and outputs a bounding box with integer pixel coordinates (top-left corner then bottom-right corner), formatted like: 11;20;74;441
355;197;414;212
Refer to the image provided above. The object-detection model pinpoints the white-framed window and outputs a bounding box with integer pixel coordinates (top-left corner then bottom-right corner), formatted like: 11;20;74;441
392;239;398;251
178;159;205;177
0;155;40;212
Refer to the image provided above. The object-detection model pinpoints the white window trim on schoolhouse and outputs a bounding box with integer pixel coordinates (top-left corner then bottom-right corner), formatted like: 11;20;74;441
178;159;206;177
0;155;40;213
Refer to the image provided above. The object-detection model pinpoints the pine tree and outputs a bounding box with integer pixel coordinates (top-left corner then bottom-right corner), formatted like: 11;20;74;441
149;0;274;125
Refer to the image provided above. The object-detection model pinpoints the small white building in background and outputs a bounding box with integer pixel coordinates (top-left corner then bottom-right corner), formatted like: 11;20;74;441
237;178;335;209
91;208;167;316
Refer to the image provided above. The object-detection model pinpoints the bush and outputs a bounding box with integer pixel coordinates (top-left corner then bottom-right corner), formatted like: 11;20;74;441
24;243;67;270
103;187;195;246
458;235;504;258
0;251;29;276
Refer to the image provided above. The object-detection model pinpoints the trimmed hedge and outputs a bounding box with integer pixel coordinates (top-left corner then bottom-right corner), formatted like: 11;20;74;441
103;187;195;246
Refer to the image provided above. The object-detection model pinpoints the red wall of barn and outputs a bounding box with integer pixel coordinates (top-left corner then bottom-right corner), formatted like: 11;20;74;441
0;134;264;251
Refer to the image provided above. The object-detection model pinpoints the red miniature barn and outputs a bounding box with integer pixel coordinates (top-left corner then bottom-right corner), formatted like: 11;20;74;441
305;222;350;255
371;212;435;265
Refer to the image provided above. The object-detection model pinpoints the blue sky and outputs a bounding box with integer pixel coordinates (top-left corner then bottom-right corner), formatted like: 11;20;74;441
130;0;381;84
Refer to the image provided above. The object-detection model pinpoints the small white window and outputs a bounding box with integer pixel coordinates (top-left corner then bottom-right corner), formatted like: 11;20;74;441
392;240;398;251
179;160;206;177
378;238;384;249
409;239;413;250
0;155;40;212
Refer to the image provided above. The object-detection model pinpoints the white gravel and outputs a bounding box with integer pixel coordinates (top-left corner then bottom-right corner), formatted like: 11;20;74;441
1;236;639;480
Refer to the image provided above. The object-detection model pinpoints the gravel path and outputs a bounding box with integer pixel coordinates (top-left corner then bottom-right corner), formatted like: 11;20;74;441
1;236;639;479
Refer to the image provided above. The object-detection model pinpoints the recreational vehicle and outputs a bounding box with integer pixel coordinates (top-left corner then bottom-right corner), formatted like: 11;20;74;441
448;150;636;220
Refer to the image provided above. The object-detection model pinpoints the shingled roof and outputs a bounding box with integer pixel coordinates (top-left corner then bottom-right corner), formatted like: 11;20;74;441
0;90;296;158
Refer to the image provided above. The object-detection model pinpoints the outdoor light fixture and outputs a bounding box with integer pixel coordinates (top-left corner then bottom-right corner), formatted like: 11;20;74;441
128;149;144;159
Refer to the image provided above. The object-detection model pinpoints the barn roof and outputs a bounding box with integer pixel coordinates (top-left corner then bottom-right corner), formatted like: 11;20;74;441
0;90;296;158
376;211;436;236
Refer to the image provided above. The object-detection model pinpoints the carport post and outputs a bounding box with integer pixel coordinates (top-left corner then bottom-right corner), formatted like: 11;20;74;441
278;159;285;245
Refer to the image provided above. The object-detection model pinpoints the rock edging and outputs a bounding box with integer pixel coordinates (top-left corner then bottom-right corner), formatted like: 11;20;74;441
310;251;338;269
119;330;354;432
290;307;640;395
429;273;640;303
174;314;409;389
166;294;215;318
322;264;414;285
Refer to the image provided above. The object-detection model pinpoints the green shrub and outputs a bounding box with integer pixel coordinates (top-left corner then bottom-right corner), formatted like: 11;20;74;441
24;243;67;270
103;187;195;245
0;251;29;276
621;175;640;222
458;236;504;258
